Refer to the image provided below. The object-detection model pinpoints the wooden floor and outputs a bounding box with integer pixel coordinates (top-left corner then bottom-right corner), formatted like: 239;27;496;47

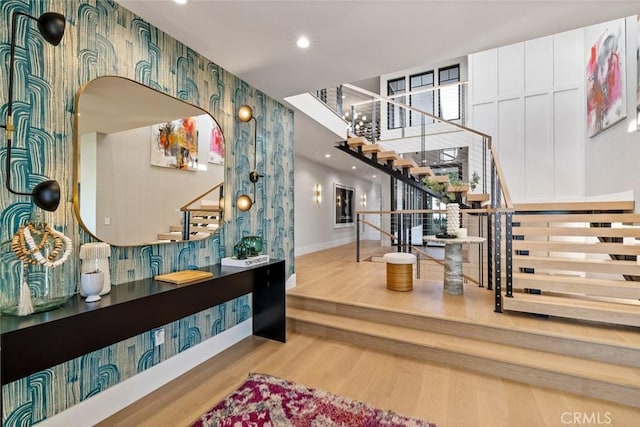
101;242;640;426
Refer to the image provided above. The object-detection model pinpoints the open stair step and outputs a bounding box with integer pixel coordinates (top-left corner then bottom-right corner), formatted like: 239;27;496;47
503;293;640;327
514;201;635;212
347;136;368;148
513;212;640;223
409;166;434;177
361;144;380;154
512;240;640;256
512;226;640;238
287;306;640;407
513;254;640;275
393;158;418;169
376;151;399;161
513;272;640;299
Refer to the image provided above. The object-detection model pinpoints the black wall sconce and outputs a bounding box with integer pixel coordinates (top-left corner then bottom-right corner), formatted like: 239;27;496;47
236;104;263;212
1;11;66;212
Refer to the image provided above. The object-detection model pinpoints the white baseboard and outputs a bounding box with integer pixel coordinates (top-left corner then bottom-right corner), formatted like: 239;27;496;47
39;320;252;427
295;237;354;256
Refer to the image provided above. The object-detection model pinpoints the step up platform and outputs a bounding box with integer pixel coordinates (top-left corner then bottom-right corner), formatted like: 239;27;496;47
287;293;640;407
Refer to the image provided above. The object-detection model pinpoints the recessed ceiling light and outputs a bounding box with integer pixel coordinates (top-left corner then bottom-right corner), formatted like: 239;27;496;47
352;166;356;170
174;0;189;4
297;36;310;49
372;175;377;178
344;111;349;117
325;154;331;158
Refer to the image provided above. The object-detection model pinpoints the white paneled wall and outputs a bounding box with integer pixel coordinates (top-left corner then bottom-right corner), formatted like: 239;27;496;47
469;29;585;202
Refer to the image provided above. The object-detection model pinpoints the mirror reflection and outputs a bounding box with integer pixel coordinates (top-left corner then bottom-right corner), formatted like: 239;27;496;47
74;76;225;246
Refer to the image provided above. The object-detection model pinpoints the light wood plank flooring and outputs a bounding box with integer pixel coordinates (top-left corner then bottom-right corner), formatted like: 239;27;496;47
101;242;640;426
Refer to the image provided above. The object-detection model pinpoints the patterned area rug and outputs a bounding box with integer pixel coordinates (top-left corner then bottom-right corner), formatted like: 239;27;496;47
190;373;436;426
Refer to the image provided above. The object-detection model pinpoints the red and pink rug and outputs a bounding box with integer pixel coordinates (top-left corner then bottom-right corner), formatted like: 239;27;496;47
190;373;436;426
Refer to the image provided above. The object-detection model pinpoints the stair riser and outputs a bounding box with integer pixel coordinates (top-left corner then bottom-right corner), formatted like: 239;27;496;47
287;295;640;368
503;298;640;327
289;318;640;408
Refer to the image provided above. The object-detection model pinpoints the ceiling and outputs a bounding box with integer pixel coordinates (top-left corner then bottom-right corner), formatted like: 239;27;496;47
117;0;640;181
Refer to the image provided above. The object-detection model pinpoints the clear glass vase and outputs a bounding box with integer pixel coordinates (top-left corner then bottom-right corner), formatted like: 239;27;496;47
0;216;74;316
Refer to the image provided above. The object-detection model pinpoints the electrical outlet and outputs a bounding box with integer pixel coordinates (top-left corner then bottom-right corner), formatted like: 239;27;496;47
154;328;165;346
104;217;111;225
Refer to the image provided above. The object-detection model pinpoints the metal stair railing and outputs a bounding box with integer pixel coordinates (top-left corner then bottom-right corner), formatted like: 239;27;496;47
179;182;224;241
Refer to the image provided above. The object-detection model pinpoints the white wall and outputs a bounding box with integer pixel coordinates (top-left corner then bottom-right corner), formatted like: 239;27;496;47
469;28;585;202
94;115;224;245
469;16;639;204
295;155;381;256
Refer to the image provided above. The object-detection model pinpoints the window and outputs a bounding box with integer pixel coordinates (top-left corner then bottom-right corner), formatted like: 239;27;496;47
438;65;460;120
409;71;434;125
387;77;406;129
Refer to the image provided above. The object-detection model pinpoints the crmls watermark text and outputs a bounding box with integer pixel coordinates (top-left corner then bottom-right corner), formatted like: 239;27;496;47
561;412;613;425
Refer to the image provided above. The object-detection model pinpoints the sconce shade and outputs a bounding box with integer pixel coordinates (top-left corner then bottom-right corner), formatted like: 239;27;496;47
32;180;61;211
37;12;66;46
237;194;253;211
238;105;254;122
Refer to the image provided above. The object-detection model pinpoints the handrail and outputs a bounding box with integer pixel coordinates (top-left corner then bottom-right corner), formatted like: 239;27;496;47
361;219;395;240
343;83;490;140
180;182;223;211
411;246;480;286
352;80;469;106
489;144;513;208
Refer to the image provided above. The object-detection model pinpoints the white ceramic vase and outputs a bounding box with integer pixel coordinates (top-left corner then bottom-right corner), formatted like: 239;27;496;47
446;203;460;235
81;271;104;303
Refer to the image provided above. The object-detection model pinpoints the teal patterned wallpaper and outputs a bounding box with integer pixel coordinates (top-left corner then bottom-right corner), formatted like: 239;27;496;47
0;0;295;424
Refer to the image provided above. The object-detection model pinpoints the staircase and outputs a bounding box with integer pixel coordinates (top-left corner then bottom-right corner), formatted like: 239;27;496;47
339;136;489;205
502;200;640;327
157;183;223;242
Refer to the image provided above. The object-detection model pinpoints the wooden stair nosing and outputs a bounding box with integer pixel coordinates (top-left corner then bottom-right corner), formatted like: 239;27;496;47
361;144;380;154
513;213;640;223
286;293;640;368
512;226;640;238
347;136;367;147
513;254;640;276
514;201;634;212
467;193;490;202
393;158;419;169
376;151;399;161
512;272;640;299
287;307;640;407
512;240;640;256
409;166;434;176
169;225;182;232
188;208;221;215
503;293;640;327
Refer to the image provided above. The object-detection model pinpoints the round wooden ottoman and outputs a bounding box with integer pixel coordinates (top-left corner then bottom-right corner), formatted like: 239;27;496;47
382;252;417;291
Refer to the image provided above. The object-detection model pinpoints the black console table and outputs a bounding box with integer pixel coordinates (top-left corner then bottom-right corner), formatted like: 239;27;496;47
0;259;285;388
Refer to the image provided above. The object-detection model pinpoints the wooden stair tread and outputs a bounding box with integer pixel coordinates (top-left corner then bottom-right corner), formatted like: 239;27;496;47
169;225;182;232
393;158;418;169
409;166;434;176
187;208;221;214
347;136;368;147
430;175;449;184
287;307;640;387
157;232;183;240
514;201;634;212
513;213;640;223
377;151;399;161
513;254;640;275
447;184;469;194
467;193;490;202
503;293;640;327
190;218;219;224
361;144;380;153
512;240;640;256
512;226;640;238
512;272;640;299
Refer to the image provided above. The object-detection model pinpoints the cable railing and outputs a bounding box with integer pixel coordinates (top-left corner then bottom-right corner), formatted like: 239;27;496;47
355;208;490;287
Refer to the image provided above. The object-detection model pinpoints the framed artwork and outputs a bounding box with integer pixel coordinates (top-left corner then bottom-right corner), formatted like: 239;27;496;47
334;183;355;228
585;19;626;137
208;122;225;164
151;117;199;170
